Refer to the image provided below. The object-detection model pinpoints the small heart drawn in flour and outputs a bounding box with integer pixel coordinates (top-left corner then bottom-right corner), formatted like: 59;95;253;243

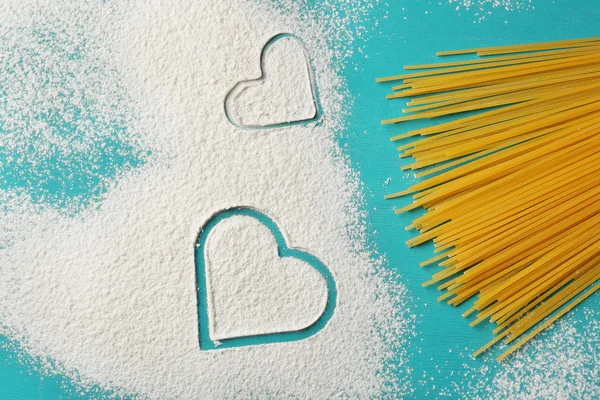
195;207;336;350
224;34;321;129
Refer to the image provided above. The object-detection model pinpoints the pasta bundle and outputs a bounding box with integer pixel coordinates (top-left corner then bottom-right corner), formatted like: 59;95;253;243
379;37;600;361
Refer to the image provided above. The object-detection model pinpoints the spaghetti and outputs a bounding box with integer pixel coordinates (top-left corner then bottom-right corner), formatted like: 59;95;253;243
379;37;600;361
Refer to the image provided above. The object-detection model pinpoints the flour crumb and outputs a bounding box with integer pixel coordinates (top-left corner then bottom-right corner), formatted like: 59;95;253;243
448;0;534;22
458;307;600;399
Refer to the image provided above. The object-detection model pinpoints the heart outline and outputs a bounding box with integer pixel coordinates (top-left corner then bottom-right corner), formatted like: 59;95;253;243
195;206;337;350
224;33;323;129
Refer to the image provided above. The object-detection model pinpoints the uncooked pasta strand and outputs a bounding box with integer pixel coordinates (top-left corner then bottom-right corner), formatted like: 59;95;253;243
404;45;600;70
379;37;600;360
435;36;600;56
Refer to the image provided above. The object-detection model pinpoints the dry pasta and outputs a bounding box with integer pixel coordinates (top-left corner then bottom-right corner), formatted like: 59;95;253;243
379;36;600;361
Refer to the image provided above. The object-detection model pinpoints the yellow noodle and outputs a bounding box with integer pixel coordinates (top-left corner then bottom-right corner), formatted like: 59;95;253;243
435;36;600;56
379;37;600;360
389;55;600;100
404;45;600;70
406;67;600;106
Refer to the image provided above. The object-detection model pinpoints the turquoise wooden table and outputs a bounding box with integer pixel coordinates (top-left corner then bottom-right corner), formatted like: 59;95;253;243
1;0;598;398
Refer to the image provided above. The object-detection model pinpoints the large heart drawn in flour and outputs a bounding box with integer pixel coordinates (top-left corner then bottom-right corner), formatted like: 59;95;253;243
195;207;336;350
224;34;320;129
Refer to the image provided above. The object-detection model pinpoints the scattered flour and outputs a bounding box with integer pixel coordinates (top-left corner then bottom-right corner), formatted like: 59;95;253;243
0;1;148;217
458;306;600;399
0;0;412;399
448;0;534;22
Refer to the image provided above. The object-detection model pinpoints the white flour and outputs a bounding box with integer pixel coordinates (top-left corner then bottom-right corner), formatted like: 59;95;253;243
448;0;534;22
0;0;412;398
449;0;534;10
459;306;599;399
